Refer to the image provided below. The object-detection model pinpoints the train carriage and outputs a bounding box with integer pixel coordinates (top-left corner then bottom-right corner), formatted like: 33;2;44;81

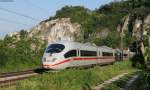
42;41;130;70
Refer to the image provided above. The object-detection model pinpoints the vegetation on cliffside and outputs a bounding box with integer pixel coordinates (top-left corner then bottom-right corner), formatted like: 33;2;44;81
47;0;150;47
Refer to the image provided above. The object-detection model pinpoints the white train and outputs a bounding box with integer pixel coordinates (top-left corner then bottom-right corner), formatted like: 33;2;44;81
42;41;132;70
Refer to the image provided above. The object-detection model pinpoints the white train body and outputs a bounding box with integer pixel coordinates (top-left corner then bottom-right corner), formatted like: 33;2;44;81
42;41;130;70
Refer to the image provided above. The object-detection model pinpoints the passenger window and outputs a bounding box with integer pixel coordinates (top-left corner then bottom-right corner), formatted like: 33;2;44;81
124;54;128;57
81;50;97;57
64;50;77;58
102;52;113;56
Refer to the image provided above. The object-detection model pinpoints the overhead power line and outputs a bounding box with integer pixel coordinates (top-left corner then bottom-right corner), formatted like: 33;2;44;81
0;17;32;26
23;0;50;14
0;7;39;21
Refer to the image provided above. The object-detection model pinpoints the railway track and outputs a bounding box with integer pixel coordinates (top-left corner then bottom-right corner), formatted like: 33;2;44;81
0;69;44;87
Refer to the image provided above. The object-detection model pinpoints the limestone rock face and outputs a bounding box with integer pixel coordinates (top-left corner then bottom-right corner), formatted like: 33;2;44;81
28;18;81;43
9;18;81;43
145;14;150;25
117;14;150;37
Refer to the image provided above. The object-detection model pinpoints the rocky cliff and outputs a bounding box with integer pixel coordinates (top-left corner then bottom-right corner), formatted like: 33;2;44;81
9;18;81;43
8;14;150;45
117;14;150;37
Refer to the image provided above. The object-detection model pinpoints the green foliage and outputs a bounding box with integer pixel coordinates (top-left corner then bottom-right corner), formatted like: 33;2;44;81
55;5;125;42
145;47;150;64
128;71;150;90
53;0;150;47
55;6;99;40
131;54;146;69
1;0;150;73
56;6;90;23
101;71;138;90
94;32;120;48
0;40;9;67
144;28;150;65
0;34;46;73
19;29;28;39
123;31;136;47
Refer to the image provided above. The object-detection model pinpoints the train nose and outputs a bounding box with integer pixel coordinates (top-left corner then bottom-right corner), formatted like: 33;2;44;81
43;57;57;62
43;57;46;62
43;55;51;62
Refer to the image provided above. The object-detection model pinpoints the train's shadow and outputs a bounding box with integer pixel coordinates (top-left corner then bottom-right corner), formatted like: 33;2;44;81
33;68;52;74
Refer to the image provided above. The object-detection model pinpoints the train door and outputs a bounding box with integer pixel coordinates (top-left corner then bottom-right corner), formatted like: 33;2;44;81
100;50;108;64
77;48;86;66
97;48;100;65
69;48;82;67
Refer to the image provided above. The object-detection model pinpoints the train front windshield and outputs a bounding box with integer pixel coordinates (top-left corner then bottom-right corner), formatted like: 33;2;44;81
46;44;65;54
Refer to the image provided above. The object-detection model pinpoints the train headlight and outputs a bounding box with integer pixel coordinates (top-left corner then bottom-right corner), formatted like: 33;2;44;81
52;58;57;62
49;53;52;56
43;58;46;62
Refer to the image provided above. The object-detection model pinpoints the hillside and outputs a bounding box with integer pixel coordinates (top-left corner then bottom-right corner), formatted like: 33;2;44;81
0;0;150;73
8;0;150;48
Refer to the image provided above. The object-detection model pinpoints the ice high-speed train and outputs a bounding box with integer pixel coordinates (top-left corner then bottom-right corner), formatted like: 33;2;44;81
42;41;132;70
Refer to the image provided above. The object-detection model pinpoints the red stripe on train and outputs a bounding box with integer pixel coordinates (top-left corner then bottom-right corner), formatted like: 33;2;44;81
73;57;114;60
51;59;70;66
43;56;114;67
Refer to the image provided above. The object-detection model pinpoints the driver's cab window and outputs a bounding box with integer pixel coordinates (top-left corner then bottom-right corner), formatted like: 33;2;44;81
46;44;65;53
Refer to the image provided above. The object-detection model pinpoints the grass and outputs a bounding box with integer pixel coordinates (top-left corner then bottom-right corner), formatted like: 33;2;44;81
128;70;150;90
101;71;139;90
0;62;40;73
0;61;137;90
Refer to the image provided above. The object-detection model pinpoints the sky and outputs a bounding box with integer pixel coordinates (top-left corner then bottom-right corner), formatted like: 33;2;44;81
0;0;114;39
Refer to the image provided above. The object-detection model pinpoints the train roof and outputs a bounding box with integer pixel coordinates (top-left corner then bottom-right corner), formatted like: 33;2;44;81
100;46;114;50
49;40;83;46
48;41;114;51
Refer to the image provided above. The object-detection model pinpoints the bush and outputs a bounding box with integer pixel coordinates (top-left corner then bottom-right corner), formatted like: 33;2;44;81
0;36;46;73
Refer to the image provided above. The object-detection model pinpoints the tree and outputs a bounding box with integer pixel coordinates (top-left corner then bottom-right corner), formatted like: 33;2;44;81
20;29;28;39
